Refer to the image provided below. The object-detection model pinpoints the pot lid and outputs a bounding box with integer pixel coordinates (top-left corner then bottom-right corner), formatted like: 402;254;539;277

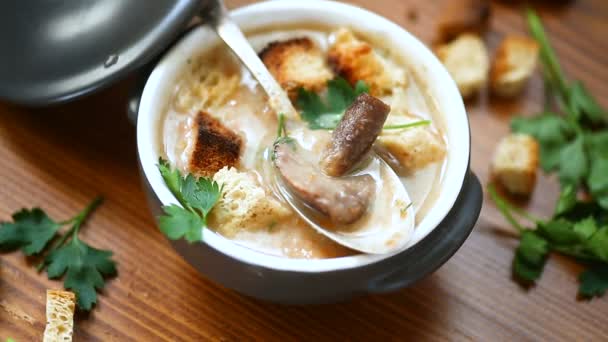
0;0;202;106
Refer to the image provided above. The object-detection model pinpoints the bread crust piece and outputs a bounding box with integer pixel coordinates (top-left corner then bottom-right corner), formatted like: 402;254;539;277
436;0;491;43
188;111;242;177
436;34;489;99
491;36;539;97
209;167;291;236
43;290;76;342
328;28;406;96
491;133;539;196
259;37;333;100
378;125;447;173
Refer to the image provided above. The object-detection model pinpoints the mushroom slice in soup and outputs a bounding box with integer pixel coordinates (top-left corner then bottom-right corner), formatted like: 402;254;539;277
321;93;390;176
273;139;374;225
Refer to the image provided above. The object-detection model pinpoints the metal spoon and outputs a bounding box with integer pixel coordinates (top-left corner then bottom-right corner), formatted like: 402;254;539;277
203;0;297;118
204;0;415;253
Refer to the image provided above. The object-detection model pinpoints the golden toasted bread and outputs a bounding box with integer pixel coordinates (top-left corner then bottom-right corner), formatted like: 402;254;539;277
189;111;242;177
43;290;76;342
379;125;447;173
491;36;539;97
328;28;406;96
259;37;333;100
209;167;291;237
491;133;539;196
436;33;489;99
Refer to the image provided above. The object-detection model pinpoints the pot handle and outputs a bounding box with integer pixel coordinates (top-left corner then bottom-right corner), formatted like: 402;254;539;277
367;171;482;294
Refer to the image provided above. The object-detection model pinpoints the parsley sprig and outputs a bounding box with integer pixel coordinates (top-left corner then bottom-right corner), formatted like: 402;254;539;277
297;78;369;130
296;78;431;130
511;10;608;207
489;186;608;298
0;197;117;310
157;158;223;242
490;9;608;299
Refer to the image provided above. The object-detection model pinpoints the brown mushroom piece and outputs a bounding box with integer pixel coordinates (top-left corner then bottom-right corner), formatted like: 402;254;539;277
273;93;391;225
273;140;374;225
320;93;391;177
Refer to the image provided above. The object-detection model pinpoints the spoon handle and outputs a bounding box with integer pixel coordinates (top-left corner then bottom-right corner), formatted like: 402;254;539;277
209;1;298;118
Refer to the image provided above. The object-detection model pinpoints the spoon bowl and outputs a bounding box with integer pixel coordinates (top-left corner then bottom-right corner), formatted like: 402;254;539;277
274;154;415;254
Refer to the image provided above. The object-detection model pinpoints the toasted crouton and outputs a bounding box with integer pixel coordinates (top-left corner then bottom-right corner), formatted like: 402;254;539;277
492;134;539;196
43;290;75;342
436;0;491;43
328;28;406;96
259;37;333;100
378;125;447;173
174;53;240;113
436;34;489;98
209;167;291;237
491;36;539;97
188;111;242;177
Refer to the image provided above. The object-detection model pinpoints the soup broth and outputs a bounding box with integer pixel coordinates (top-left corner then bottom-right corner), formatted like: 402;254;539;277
162;26;447;259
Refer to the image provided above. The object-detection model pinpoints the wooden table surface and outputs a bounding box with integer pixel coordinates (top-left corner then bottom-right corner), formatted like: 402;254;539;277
1;0;607;340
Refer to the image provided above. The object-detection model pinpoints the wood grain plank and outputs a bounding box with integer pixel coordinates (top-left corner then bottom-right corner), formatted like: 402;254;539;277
1;0;607;340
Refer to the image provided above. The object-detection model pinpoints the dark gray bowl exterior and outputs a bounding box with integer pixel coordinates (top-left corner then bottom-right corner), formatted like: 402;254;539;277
139;154;482;303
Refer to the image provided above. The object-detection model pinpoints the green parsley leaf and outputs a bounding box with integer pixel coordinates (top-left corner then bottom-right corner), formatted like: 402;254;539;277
567;81;606;125
538;219;581;245
181;175;223;217
297;78;368;130
572;217;598;241
158;158;186;206
0;208;61;255
45;235;116;310
158;205;204;242
579;264;608;298
588;157;608;210
555;184;577;216
518;231;550;266
0;197;115;311
586;227;608;262
585;131;608;160
327;78;369;112
558;135;588;186
157;158;222;243
514;232;549;282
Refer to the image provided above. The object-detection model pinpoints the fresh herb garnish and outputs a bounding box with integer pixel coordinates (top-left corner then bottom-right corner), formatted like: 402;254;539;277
400;203;413;216
579;264;608;297
276;112;288;138
296;78;369;130
511;10;608;209
384;120;432;130
0;197;116;310
157;158;222;242
296;78;432;131
271;112;296;163
0;208;61;255
489;185;608;298
491;11;608;298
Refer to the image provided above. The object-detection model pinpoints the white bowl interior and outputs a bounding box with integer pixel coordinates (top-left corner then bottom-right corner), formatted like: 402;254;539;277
137;0;469;272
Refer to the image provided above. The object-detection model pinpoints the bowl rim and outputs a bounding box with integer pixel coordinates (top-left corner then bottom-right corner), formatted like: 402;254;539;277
137;0;470;273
